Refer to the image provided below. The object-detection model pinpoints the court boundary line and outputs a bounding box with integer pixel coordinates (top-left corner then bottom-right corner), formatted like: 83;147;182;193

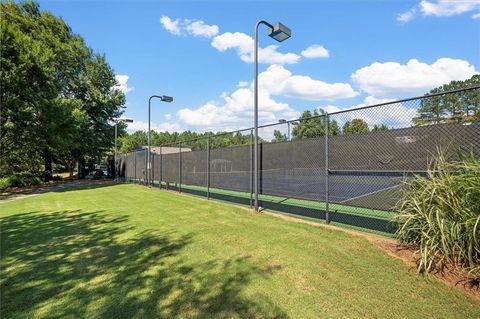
339;184;402;204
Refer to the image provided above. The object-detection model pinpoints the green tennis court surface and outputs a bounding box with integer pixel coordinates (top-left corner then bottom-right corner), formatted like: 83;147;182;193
138;179;397;235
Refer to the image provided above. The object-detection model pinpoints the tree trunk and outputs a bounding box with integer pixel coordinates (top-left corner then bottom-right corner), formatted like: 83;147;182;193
69;160;74;178
44;150;53;181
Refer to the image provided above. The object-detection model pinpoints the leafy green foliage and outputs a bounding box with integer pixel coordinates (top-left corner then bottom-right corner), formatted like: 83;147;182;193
342;118;369;134
291;109;339;139
272;130;287;142
414;75;480;125
395;151;480;279
0;172;42;189
118;130;253;153
372;124;389;132
0;1;125;177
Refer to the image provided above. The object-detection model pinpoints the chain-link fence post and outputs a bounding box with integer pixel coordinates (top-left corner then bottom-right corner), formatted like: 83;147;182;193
178;141;182;193
124;153;127;183
325;113;330;224
151;149;155;187
159;146;162;189
207;136;211;199
250;128;253;208
144;149;148;186
134;150;137;183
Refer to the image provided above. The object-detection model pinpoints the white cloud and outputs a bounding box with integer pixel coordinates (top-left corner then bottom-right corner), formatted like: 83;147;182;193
160;16;219;38
301;45;330;58
160;16;181;35
260;65;358;100
114;75;133;94
420;0;480;16
351;58;477;98
256;45;301;64
237;81;249;88
472;12;480;19
174;65;358;132
397;8;417;22
165;113;172;120
397;1;480;22
211;32;251;53
321;96;418;129
126;120;183;133
161;18;302;65
211;32;301;65
176;88;297;131
185;20;219;37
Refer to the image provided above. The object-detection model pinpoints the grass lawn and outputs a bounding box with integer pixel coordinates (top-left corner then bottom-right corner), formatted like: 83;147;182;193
1;183;479;318
147;180;393;219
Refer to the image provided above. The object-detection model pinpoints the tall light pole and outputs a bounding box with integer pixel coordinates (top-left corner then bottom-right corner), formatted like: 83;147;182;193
148;95;173;186
114;118;133;181
254;21;291;211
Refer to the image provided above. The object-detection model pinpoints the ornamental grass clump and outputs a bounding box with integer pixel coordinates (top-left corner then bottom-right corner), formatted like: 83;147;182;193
395;151;480;280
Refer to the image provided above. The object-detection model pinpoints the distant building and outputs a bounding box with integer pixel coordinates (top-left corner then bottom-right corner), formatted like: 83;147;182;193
139;146;191;155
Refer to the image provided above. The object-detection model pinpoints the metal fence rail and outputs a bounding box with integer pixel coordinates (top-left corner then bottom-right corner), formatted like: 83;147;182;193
118;87;480;234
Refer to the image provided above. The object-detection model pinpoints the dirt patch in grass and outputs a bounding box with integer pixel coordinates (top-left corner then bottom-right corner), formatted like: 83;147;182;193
266;210;480;300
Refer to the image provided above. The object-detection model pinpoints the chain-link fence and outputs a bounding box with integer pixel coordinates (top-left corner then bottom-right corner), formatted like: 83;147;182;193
117;87;480;234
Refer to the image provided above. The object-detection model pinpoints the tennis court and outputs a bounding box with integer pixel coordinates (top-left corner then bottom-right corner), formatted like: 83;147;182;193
118;90;480;235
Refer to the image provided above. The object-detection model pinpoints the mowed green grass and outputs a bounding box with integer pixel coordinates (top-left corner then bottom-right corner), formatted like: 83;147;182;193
1;184;479;318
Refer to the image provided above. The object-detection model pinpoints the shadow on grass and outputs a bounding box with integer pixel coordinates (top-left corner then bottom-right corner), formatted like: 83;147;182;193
0;210;285;318
51;180;118;193
0;180;118;202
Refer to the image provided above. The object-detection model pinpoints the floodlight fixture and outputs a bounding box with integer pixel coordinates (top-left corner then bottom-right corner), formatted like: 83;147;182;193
268;23;291;42
161;95;173;103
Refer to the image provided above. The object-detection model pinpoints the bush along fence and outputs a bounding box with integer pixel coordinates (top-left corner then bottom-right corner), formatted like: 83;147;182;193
116;87;480;235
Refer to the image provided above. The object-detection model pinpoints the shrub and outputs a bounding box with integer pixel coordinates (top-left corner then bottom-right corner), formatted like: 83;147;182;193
395;151;480;279
0;172;42;190
0;178;10;190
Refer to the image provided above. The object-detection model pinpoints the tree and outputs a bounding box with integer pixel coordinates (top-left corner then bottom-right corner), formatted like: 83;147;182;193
68;54;125;175
291;109;340;139
272;130;287;143
329;120;340;135
372;124;389;132
414;75;480;125
343;118;369;134
119;131;148;153
0;1;125;178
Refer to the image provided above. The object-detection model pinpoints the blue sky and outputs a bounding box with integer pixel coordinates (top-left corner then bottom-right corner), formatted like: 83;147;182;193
38;0;480;133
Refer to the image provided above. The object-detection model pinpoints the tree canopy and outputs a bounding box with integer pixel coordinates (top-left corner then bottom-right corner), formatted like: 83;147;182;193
0;1;125;177
414;75;479;125
118;130;253;153
342;118;369;134
291;109;340;139
272;130;288;143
